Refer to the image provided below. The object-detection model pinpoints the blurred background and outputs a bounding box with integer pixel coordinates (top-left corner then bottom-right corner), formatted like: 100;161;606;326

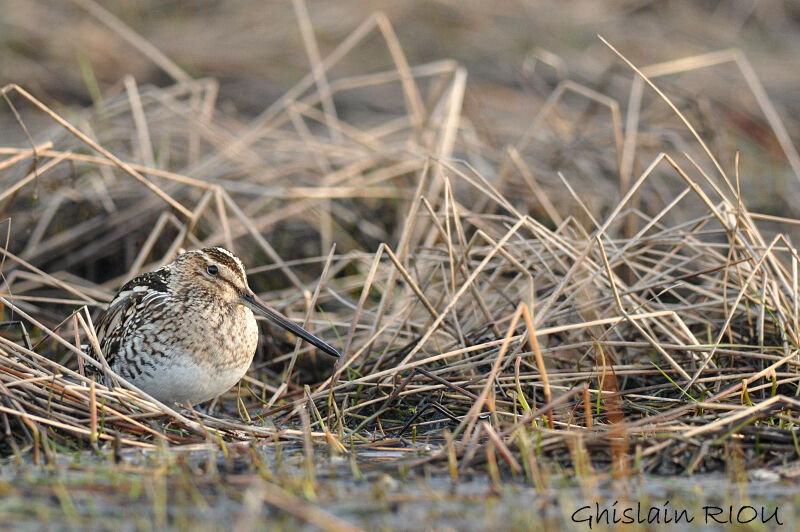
3;1;799;217
5;1;800;111
2;1;799;303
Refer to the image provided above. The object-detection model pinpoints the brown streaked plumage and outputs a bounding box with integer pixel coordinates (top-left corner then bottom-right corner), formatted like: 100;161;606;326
91;247;340;405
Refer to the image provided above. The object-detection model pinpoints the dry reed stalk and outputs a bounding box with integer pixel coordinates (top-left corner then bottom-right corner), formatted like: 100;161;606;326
0;6;798;479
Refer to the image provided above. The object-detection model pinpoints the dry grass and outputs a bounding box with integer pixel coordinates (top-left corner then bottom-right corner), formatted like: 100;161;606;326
1;1;800;490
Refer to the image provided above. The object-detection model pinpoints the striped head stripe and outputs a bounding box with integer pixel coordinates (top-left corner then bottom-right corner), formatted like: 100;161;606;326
197;247;248;284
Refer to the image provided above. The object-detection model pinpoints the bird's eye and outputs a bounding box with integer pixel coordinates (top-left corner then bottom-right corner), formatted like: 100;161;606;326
207;265;219;276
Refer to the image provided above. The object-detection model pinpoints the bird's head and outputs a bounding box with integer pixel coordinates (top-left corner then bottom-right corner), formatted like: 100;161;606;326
173;247;340;358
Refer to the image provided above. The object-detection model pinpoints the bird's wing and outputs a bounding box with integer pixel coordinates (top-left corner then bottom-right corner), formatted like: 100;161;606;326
93;267;171;368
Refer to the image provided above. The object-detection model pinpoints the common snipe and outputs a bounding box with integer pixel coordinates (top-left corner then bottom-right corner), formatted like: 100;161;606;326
91;247;340;405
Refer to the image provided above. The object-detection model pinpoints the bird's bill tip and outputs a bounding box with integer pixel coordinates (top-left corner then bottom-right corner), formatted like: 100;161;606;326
242;293;341;358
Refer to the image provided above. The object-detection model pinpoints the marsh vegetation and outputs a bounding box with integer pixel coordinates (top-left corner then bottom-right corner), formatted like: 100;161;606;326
2;1;800;529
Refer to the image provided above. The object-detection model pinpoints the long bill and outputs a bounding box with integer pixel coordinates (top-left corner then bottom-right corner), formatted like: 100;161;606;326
242;292;341;358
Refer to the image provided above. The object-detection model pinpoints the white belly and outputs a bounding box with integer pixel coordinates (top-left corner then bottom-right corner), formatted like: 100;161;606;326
126;353;251;405
111;305;259;405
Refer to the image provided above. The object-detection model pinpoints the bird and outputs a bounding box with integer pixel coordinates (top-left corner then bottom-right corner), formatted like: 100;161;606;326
90;246;340;405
